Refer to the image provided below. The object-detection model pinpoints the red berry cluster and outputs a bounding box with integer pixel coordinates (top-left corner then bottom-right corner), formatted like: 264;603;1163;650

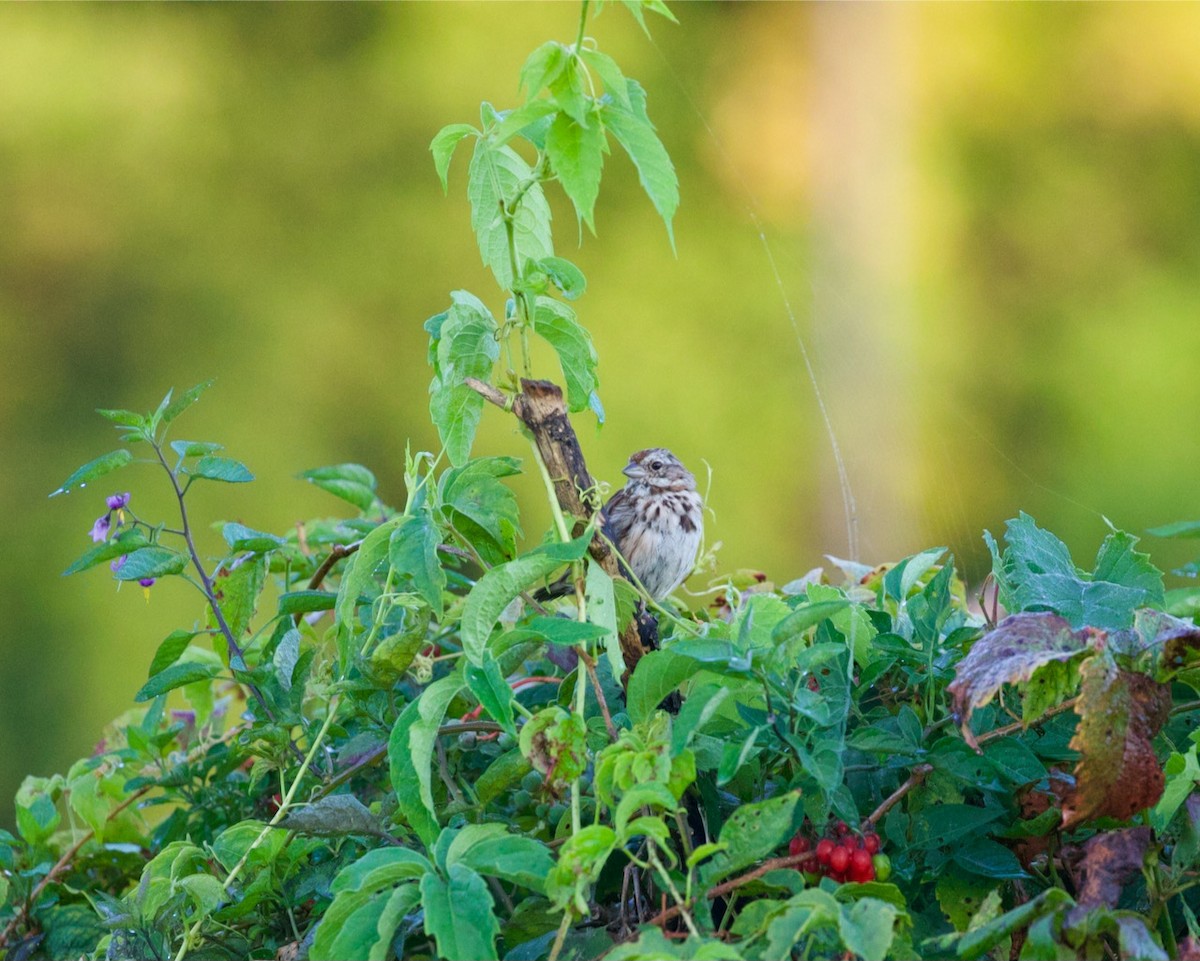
788;819;891;885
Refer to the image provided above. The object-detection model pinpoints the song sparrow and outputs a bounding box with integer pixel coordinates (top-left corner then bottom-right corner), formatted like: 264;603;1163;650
541;448;704;601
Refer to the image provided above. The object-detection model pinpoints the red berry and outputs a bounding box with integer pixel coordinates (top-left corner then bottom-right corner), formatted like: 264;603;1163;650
799;854;819;874
863;832;881;854
789;834;811;857
851;849;872;873
834;820;850;837
829;846;850;875
816;839;835;866
807;675;819;691
843;834;862;850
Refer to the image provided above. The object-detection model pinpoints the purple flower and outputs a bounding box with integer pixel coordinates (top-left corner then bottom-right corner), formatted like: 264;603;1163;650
90;515;111;543
110;556;127;574
106;492;130;511
138;577;155;589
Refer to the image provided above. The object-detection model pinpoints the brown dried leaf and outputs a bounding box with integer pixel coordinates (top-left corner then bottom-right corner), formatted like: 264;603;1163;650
1062;658;1171;829
948;612;1094;749
1075;827;1152;907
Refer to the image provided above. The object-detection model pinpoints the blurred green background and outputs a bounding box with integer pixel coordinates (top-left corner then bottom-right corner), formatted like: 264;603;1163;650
3;3;1199;828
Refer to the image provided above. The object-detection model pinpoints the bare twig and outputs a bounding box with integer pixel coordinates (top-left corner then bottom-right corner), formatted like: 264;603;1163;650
578;647;618;740
864;763;933;829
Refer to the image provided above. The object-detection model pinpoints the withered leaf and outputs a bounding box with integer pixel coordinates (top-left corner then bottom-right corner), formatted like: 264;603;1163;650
1075;826;1152;907
1062;657;1171;829
948;612;1095;749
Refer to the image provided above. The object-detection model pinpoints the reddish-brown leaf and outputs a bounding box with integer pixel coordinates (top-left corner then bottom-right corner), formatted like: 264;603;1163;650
1062;657;1171;829
948;612;1095;749
1075;827;1152;907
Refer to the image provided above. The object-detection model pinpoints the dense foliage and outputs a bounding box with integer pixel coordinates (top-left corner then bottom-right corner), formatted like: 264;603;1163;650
5;4;1200;960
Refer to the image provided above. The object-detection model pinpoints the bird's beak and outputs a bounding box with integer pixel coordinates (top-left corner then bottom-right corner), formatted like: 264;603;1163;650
622;463;637;478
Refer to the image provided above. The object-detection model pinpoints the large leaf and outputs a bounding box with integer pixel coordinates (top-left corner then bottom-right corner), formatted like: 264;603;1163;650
420;863;500;961
188;455;254;484
313;850;430;961
947;612;1092;748
389;512;446;616
627;650;704;726
985;513;1164;630
460;532;591;665
1074;827;1152;908
600;79;677;248
438;455;522;560
698;791;801;889
428;290;500;466
446;824;554;893
532;298;599;414
545;110;606;231
1063;656;1171;828
465;651;515;736
136;662;221;702
466;139;554;289
430;122;477;193
113;547;190;582
388;675;463;847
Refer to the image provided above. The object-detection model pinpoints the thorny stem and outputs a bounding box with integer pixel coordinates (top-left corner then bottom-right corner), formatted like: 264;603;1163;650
173;699;341;961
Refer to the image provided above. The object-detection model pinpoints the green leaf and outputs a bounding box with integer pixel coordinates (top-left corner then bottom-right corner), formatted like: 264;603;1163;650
952;838;1029;880
50;449;133;497
466;651;516;736
388;675;463;846
277;590;338;615
96;408;145;429
519;41;569;97
421;863;500;961
474;748;532;807
273;628;301;691
532;298;599;414
189;455;254;484
180;874;227;914
169;440;223;459
585;559;623;678
148;630;196;677
535;256;587;300
428;290;501;466
627;650;704;725
210;554;266;643
161;379;214;427
430;123;477;192
15;775;61;845
524;616;610;647
548;56;589;127
601;79;678;248
545;111;606;231
211;819;286;874
490;100;558;148
299;464;377;511
62;527;149;575
467;140;554;289
439;455;523;560
312;882;421;961
546;824;617;917
911;804;1002;850
335;517;400;667
581;48;632;109
1147;519;1200;539
448;827;554;893
986;514;1164;630
222;522;285;553
956;888;1073;959
136;661;221;701
460;532;591;665
114;547;189;581
698;791;801;889
389;512;446;616
839;898;898;961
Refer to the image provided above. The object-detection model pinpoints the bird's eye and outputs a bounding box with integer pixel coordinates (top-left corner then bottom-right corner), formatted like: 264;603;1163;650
650;460;663;472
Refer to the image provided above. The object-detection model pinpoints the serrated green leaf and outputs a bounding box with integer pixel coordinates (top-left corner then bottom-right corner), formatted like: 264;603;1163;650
546;110;606;231
50;449;133;497
490;100;558;148
428;291;500;466
114;547;189;581
96;408;145;429
548;56;589;127
449;828;554;894
420;864;500;961
839;898;898;961
389;512;446;616
189;455;254;484
535;256;587;300
461;532;591;664
430;122;477;192
467;140;554;289
581;48;631;109
627;650;703;725
602;79;677;248
532;298;599;413
136;661;221;701
698;791;801;889
439;455;522;560
519;40;569;97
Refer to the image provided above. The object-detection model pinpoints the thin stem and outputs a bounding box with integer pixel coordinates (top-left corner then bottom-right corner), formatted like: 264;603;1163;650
173;699;340;961
646;845;699;938
574;0;590;53
864;763;933;829
150;441;273;721
548;913;571;961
